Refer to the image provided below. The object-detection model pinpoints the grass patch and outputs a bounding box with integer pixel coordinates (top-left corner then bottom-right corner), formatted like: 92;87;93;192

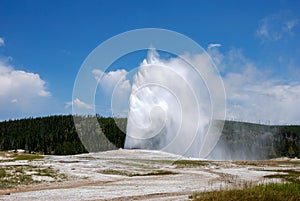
0;170;34;189
232;160;278;166
131;170;176;176
233;159;300;167
15;167;24;173
0;152;44;162
100;169;125;175
99;169;176;177
172;160;208;168
0;165;67;189
0;169;8;178
13;154;44;161
32;166;67;180
36;167;57;177
190;182;300;201
275;160;300;166
263;169;300;183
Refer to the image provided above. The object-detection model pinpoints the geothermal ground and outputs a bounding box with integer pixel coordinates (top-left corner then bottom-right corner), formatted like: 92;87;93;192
0;149;299;201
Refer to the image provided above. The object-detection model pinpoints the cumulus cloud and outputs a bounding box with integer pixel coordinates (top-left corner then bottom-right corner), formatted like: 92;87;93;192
224;69;300;124
0;63;50;98
0;60;52;119
92;69;130;93
208;43;221;49
209;47;300;125
66;98;93;110
92;69;131;116
67;68;132;116
0;37;4;46
256;11;299;41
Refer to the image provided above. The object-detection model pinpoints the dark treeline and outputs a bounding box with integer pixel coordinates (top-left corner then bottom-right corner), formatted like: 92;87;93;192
0;115;299;159
0;115;126;155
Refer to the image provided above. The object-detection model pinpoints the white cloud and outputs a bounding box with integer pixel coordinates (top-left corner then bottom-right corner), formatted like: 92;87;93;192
208;43;221;49
208;47;257;74
11;99;18;103
67;69;132;116
92;69;130;93
209;47;300;124
0;37;4;46
256;11;299;41
224;69;300;124
286;19;298;31
92;69;131;116
0;60;52;119
66;98;93;110
0;63;51;98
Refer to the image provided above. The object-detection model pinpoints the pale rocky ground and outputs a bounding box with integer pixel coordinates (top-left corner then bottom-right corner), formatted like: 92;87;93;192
0;149;299;201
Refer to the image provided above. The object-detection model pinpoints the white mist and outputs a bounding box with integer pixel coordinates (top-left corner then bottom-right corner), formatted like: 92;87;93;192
125;49;222;158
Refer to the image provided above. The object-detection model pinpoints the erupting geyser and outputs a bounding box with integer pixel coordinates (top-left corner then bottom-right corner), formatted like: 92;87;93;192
125;49;223;158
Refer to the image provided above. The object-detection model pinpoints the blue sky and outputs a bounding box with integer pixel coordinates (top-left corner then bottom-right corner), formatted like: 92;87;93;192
0;0;299;124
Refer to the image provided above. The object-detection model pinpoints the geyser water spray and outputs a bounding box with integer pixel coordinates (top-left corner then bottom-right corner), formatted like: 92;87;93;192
125;49;223;158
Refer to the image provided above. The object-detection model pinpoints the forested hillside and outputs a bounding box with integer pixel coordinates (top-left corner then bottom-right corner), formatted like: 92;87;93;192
0;115;126;155
209;121;300;160
0;115;299;159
